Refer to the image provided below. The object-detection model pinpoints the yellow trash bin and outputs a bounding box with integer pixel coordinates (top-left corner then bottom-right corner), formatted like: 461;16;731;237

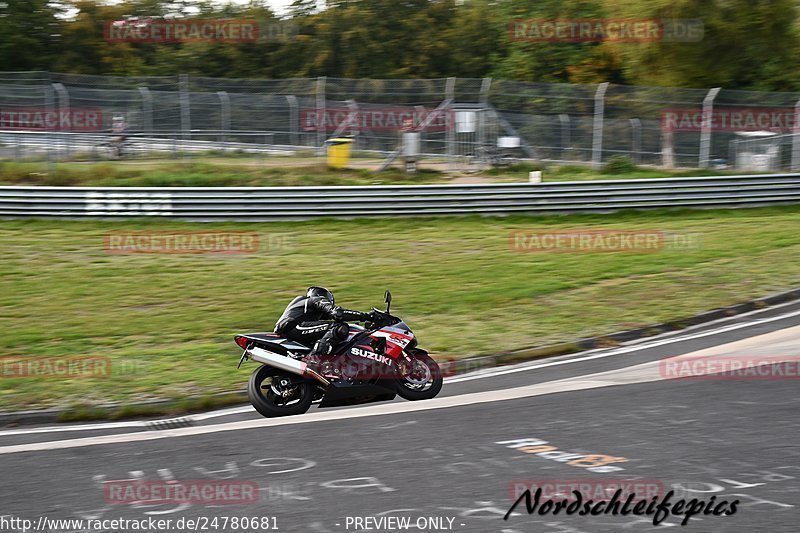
326;137;353;169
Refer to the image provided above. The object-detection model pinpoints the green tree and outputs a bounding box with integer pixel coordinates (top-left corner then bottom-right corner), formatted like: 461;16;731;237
606;0;800;90
0;0;63;70
491;0;623;84
52;1;149;74
440;0;504;78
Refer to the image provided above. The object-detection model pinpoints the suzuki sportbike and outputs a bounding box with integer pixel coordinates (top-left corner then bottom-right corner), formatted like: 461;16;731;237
234;291;443;418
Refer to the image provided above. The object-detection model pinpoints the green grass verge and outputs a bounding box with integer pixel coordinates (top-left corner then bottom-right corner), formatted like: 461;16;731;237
1;206;799;413
0;160;444;187
0;157;744;187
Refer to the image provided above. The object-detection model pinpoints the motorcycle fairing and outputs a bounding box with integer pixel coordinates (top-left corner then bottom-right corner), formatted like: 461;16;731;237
317;380;396;408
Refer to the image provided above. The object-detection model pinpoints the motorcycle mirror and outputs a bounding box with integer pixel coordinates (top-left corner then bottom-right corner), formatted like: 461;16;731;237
384;290;392;313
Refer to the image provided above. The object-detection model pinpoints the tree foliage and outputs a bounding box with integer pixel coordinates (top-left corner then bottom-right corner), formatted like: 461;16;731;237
1;0;799;91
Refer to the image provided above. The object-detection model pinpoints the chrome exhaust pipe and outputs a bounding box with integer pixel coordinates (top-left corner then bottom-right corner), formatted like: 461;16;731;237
248;346;330;386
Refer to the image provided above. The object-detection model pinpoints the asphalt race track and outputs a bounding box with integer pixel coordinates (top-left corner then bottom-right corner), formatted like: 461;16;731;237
1;302;800;533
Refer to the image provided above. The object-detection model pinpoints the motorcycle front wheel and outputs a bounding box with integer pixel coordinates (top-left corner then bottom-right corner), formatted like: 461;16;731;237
248;365;314;417
395;351;443;401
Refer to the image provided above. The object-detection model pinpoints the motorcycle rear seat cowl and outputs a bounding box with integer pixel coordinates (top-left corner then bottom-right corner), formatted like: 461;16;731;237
244;333;281;340
240;333;311;352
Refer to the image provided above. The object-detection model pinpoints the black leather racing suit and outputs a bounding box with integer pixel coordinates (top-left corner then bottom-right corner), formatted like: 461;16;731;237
274;295;370;356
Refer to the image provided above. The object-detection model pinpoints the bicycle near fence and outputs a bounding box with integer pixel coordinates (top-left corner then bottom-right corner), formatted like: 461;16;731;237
461;143;521;173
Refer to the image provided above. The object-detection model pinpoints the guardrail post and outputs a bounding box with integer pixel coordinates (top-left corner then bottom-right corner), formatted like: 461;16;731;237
138;86;153;138
52;82;70;159
446;77;456;170
217;91;230;149
179;74;191;157
316;76;326;154
286;95;298;147
792;98;800;171
700;87;721;168
630;118;642;164
559;114;570;160
591;82;609;169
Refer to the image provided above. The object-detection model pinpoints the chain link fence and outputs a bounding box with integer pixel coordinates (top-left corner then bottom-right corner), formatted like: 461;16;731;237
3;71;800;173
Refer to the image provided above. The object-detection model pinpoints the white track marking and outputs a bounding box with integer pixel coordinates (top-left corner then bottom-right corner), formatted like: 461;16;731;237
191;405;254;420
0;325;797;456
2;301;799;438
609;297;800;345
447;306;800;383
0;420;147;436
447;300;800;382
0;407;259;437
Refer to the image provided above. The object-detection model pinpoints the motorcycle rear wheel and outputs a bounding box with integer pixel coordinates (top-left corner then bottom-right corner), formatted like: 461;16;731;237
248;365;314;417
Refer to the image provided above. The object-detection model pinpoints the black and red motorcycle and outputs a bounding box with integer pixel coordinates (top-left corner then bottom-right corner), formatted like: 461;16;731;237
234;291;443;418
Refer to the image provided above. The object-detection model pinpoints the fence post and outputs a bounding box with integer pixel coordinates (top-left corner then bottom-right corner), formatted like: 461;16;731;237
138;86;153;139
52;82;70;159
630;118;642;164
44;77;55;171
479;77;492;154
179;74;191;156
662;130;675;169
316;76;326;153
479;77;492;104
699;87;721;168
446;77;456;170
217;91;230;148
791;98;800;171
286;94;298;147
559;114;570;160
591;82;609;169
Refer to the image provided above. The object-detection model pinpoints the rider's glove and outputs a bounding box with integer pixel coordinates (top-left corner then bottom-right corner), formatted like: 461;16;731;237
368;309;384;324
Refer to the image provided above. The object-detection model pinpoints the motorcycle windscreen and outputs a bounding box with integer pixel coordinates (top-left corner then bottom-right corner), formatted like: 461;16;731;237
346;324;365;340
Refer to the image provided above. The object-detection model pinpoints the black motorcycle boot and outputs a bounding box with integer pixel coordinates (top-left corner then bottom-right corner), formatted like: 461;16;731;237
305;339;333;373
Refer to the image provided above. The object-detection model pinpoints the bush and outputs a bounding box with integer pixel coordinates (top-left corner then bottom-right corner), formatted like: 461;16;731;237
602;155;638;175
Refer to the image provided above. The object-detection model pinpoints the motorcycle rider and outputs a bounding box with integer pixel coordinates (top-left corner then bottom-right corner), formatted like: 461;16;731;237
275;287;374;361
110;115;128;158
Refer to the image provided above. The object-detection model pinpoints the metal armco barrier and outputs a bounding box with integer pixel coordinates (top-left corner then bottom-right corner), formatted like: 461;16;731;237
1;174;800;220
